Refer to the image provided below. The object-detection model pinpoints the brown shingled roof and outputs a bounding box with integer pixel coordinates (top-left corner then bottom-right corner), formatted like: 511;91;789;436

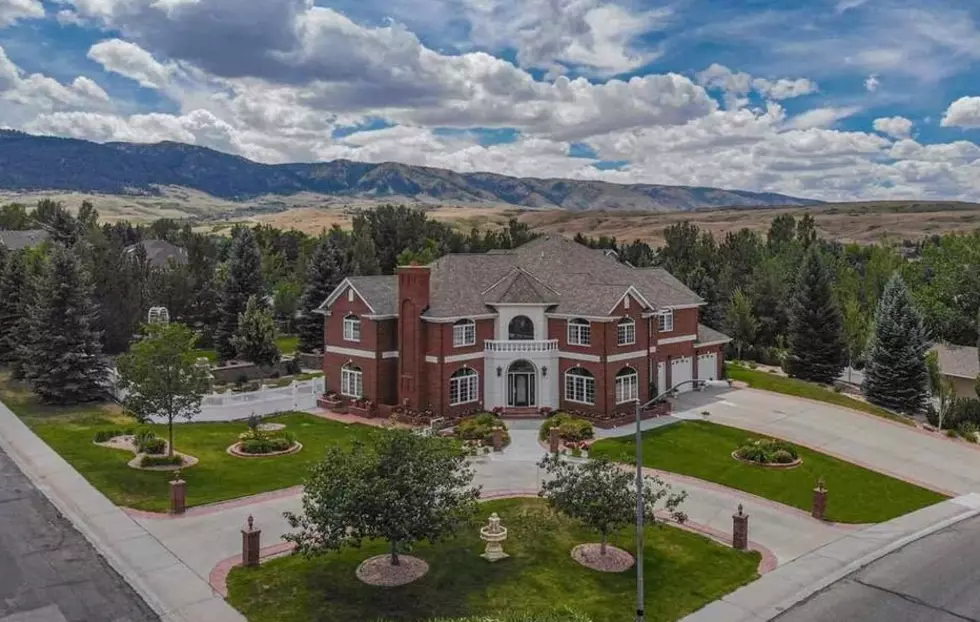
932;343;979;380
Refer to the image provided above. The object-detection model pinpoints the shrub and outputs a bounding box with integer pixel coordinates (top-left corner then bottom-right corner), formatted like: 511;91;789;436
239;432;295;454
93;429;122;443
285;358;301;375
539;413;595;442
734;438;799;465
138;454;183;467
456;413;509;447
235;373;250;386
141;438;167;455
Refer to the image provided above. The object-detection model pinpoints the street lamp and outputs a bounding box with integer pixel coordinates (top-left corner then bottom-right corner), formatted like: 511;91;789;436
633;378;731;622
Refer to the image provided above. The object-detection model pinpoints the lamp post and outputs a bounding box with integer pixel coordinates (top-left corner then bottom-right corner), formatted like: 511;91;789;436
634;377;731;622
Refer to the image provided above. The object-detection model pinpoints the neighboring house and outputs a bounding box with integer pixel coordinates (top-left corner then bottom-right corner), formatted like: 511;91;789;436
124;240;188;268
0;229;50;250
317;235;731;418
932;343;979;399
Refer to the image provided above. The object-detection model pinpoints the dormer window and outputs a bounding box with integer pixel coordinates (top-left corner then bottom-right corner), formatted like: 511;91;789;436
617;318;636;346
343;314;361;342
453;319;476;347
657;310;674;333
568;318;591;346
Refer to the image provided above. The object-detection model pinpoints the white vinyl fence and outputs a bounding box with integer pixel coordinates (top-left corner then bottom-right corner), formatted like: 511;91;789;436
106;369;325;423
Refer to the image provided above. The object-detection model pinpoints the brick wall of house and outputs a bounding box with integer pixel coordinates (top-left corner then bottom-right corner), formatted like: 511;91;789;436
432;360;487;417
549;317;608;357
558;358;604;416
397;267;430;410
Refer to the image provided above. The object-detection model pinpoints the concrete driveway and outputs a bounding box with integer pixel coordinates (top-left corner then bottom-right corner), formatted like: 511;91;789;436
673;387;980;496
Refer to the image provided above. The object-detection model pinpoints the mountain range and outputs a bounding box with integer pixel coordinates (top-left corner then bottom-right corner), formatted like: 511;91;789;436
0;130;817;211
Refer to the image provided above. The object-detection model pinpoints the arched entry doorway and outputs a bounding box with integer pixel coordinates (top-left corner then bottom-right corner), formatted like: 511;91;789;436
507;360;536;407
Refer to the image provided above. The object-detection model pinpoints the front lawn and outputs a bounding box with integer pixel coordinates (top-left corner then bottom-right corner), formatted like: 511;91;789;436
193;334;300;362
226;497;760;622
590;421;945;523
726;363;913;425
3;377;375;512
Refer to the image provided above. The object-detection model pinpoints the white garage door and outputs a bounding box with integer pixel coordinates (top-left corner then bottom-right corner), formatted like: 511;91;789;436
671;356;693;393
698;352;718;381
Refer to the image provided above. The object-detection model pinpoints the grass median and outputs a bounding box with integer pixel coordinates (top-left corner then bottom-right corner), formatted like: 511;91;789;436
590;420;945;523
226;497;760;622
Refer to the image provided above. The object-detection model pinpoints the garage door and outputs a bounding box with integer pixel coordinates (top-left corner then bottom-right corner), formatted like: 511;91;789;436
657;362;666;396
698;352;718;381
671;356;693;393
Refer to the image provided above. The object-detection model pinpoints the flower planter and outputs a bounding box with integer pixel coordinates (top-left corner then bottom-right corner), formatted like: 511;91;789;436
318;395;346;413
731;450;803;469
348;405;374;418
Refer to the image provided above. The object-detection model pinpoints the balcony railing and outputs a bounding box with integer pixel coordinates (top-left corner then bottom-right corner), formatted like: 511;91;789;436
484;339;559;353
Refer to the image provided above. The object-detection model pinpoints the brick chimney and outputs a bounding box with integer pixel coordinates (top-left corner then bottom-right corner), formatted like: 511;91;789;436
397;266;430;410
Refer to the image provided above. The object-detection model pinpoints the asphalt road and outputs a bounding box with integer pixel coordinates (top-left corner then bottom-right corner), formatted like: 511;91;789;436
0;445;158;622
776;513;980;622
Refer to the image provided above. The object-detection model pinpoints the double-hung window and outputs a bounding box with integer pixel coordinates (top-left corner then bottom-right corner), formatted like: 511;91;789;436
617;318;636;346
341;364;363;398
453;319;476;347
615;368;638;403
568;318;591;346
564;367;595;405
449;368;479;405
343;315;361;342
657;310;674;333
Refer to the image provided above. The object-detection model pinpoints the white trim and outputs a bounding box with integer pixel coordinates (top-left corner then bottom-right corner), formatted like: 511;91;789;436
320;279;377;314
425;355;440;363
695;339;731;348
648;346;657;354
559;351;601;363
658;334;697;345
423;314;496;323
546;313;616;322
325;345;376;359
642;303;704;318
608;350;647;363
486;302;553;307
444;351;485;364
364;314;397;320
608;286;653;314
381;351;399;359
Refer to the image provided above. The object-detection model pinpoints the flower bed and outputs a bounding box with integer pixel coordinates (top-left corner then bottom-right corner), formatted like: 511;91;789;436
318;393;346;413
732;437;802;468
563;402;672;429
230;416;301;457
455;413;510;450
539;413;595;443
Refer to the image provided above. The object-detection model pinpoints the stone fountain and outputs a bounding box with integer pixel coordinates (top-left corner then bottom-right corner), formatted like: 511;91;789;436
479;512;509;562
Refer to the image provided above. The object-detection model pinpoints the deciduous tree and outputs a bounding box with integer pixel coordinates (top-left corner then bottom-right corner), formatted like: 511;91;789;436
726;288;758;361
116;323;210;457
285;429;480;567
232;296;280;367
538;454;686;555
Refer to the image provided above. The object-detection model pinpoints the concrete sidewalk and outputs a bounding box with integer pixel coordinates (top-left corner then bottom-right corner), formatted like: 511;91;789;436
0;401;245;622
680;493;980;622
670;387;980;495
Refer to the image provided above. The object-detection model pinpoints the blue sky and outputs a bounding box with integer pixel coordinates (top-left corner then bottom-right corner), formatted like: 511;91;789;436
1;0;980;200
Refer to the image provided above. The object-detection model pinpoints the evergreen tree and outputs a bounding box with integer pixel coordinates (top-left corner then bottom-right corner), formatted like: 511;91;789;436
349;232;381;276
786;247;846;384
0;251;30;377
215;228;263;361
85;233;144;354
297;236;343;353
23;247;107;404
725;288;758;361
232;296;280;367
863;273;930;414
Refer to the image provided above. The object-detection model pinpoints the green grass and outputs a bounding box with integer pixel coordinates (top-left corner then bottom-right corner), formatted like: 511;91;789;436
726;363;914;425
193;334;300;362
226;497;760;622
591;421;945;523
3;377;375;512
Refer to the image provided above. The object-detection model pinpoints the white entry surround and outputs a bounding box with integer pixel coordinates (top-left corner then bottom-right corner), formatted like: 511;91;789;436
484;303;559;410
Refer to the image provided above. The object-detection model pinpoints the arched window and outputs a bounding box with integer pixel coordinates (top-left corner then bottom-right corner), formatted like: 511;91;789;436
343;314;361;342
615;367;639;404
617;317;636;346
564;367;595;405
453;319;476;347
449;368;480;405
508;315;535;340
341;363;363;398
567;318;591;346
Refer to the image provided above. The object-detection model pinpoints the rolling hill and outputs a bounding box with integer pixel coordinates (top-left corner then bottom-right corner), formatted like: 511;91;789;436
0;130;817;211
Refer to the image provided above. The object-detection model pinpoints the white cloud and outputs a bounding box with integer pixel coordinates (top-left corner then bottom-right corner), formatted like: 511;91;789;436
0;45;111;114
752;77;818;100
864;74;880;92
786;106;860;130
697;64;817;108
88;39;174;90
0;0;43;26
835;0;869;14
942;96;980;129
873;116;913;139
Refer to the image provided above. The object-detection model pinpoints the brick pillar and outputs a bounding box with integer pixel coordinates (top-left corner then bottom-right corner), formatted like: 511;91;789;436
169;476;186;515
811;480;828;521
241;515;261;568
549;427;560;454
732;504;749;551
396;266;430;411
492;428;505;452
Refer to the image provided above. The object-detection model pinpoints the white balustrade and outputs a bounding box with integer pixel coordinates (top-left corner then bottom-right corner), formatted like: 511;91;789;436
484;339;559;353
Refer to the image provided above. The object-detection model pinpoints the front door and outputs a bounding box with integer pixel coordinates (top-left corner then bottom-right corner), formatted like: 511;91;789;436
507;372;536;407
513;374;529;406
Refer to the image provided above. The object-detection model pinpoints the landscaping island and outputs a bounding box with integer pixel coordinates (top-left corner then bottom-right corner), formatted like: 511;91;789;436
226;498;760;622
590;420;946;523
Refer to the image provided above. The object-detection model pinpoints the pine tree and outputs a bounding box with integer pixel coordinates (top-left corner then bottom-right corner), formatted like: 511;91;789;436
863;273;930;414
786;247;846;384
232;296;280;367
349;232;381;276
298;236;343;353
215;228;264;361
725;288;758;361
23;246;107;404
0;251;30;377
